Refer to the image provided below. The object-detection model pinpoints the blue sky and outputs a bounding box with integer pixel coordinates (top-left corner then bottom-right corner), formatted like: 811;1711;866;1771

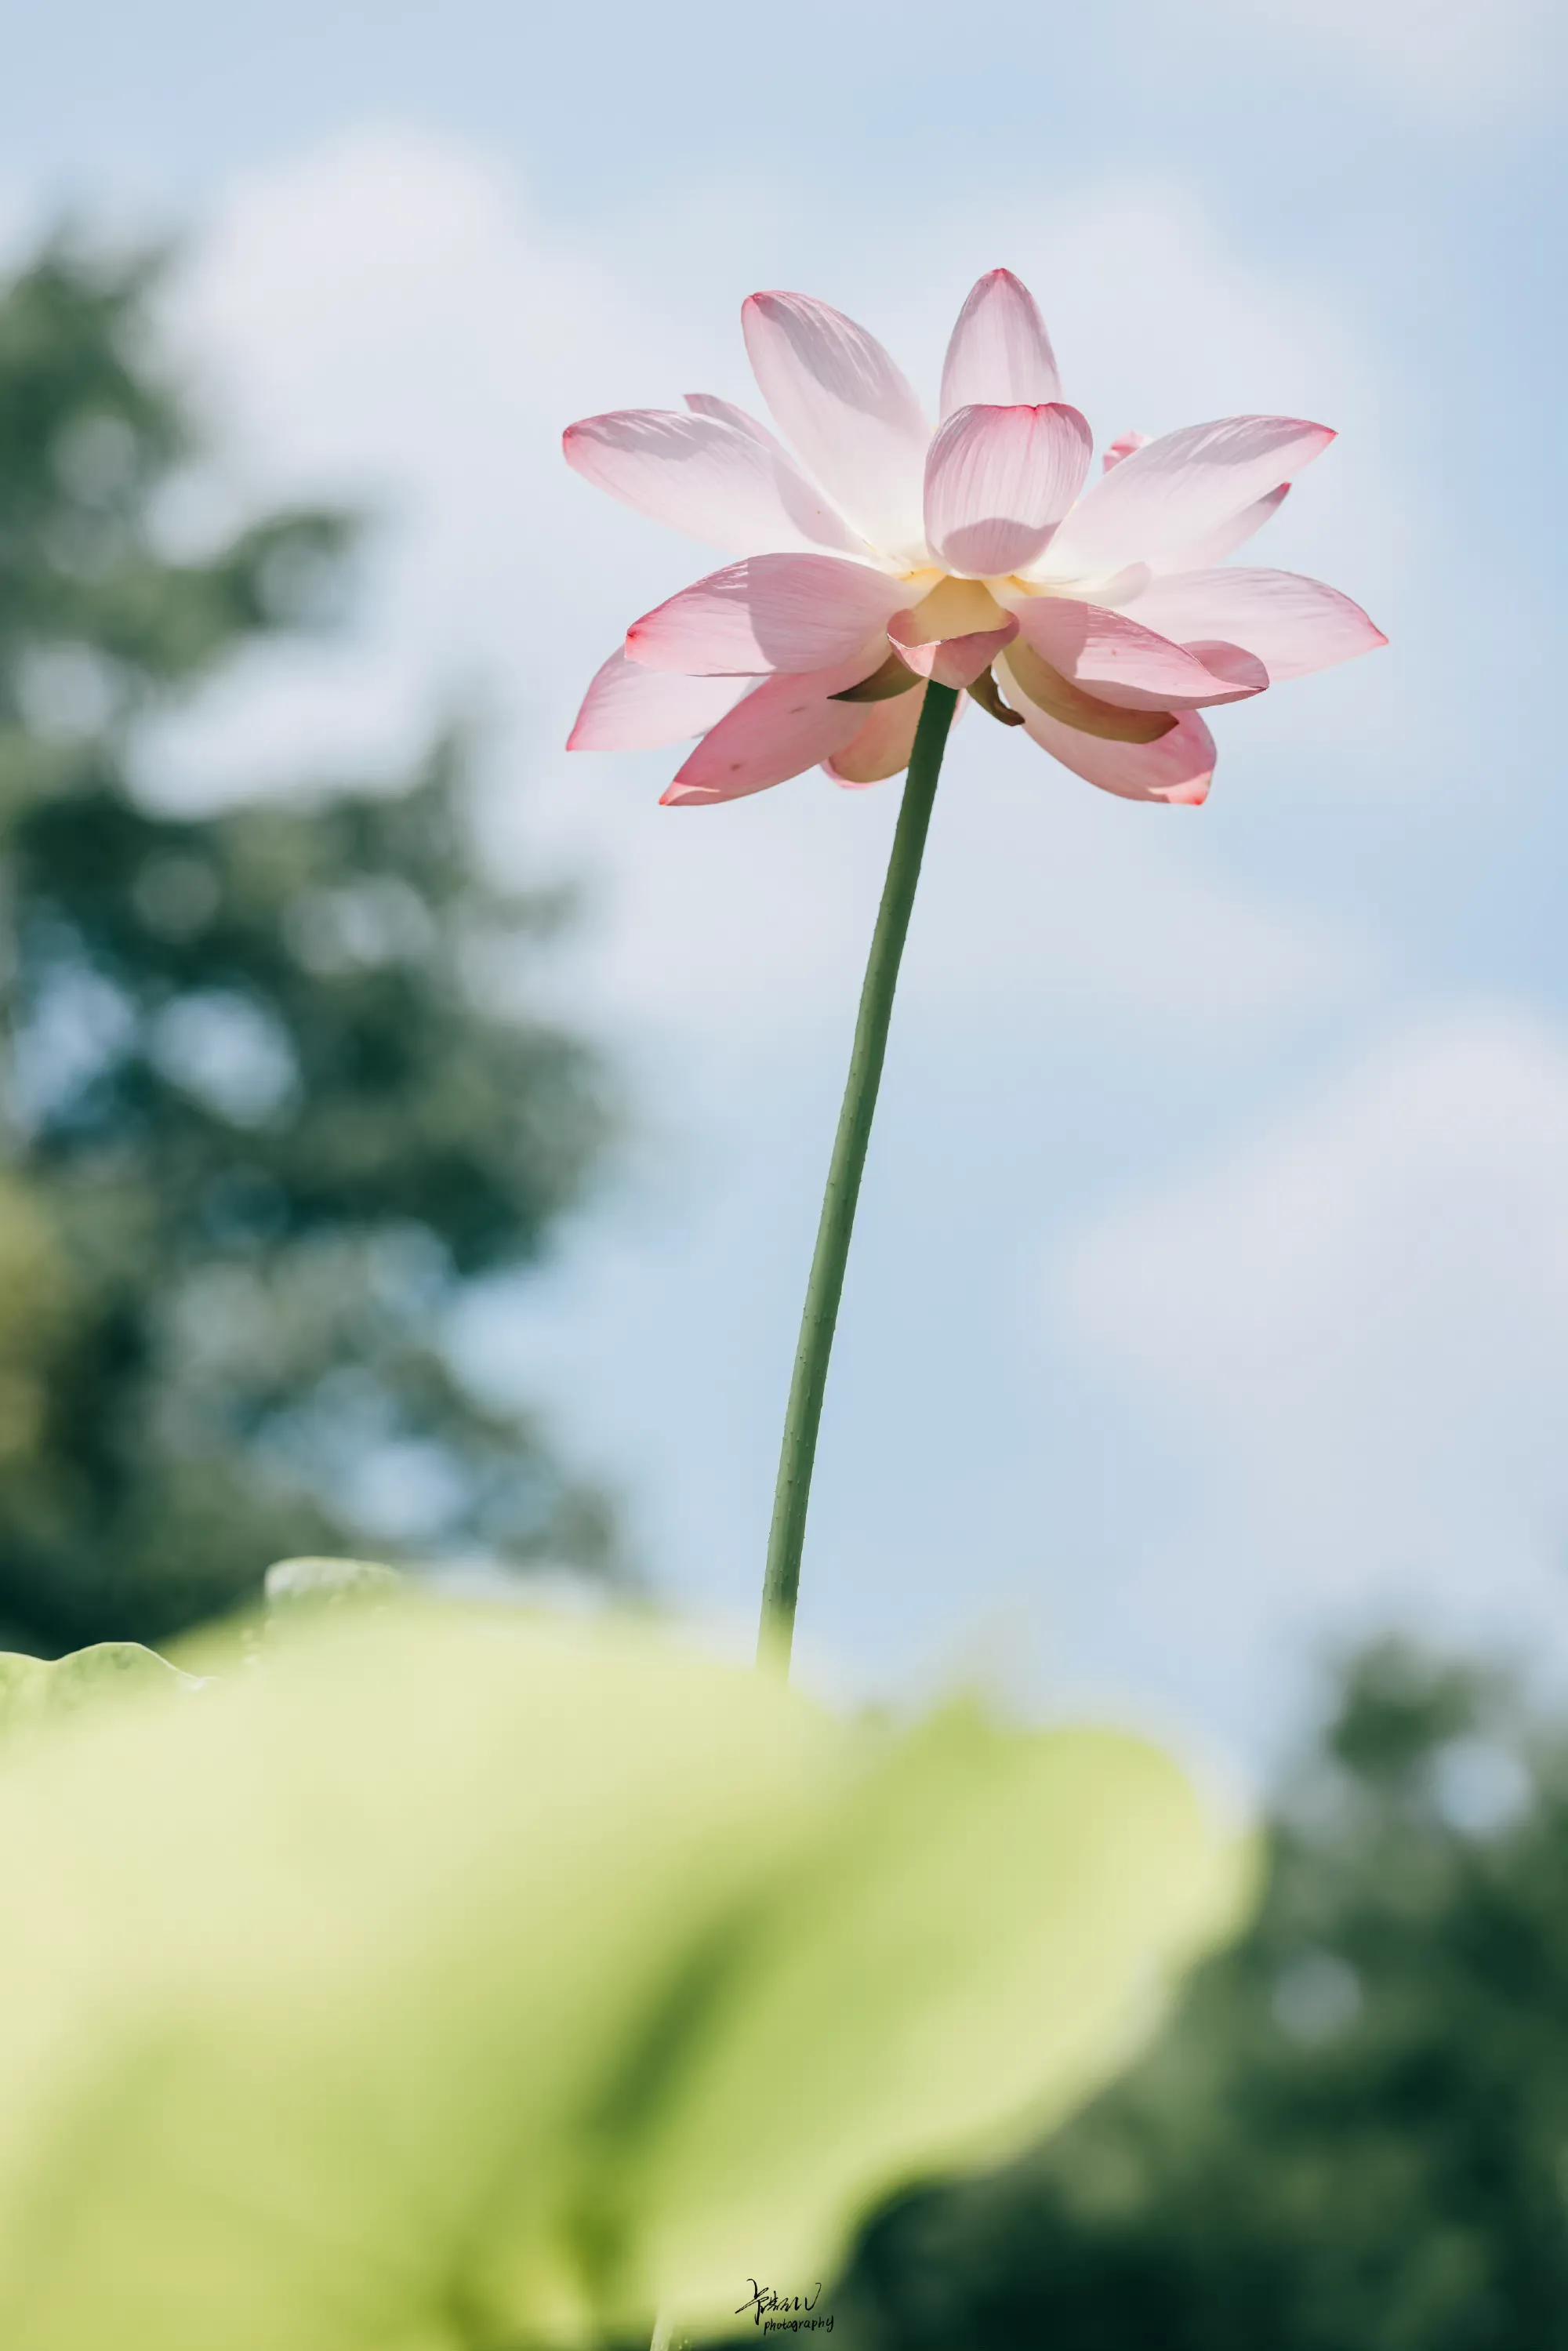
5;0;1566;1772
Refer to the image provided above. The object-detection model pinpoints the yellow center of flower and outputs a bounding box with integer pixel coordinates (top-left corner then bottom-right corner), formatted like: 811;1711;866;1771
899;574;1009;639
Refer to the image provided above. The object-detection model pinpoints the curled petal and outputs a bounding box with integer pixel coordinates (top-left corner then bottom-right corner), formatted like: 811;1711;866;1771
1117;568;1387;681
568;650;753;752
563;409;860;557
967;668;1026;728
888;618;1018;691
886;575;1019;688
924;403;1092;577
1004;638;1177;744
1039;416;1334;581
1011;595;1266;709
940;270;1062;416
832;650;921;704
626;555;905;677
662;673;866;804
1004;670;1218;805
742;291;930;561
826;686;934;787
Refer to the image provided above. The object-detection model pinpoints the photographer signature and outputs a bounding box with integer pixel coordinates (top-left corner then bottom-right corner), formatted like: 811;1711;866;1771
735;2280;834;2333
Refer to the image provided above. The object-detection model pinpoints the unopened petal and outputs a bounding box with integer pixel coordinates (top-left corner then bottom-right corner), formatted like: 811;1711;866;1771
626;555;904;677
1118;567;1387;681
742;292;930;561
1040;416;1334;582
940;270;1062;416
924;403;1092;577
568;650;753;751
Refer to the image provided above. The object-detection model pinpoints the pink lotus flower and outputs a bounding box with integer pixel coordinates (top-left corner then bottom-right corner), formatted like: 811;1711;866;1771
563;271;1385;809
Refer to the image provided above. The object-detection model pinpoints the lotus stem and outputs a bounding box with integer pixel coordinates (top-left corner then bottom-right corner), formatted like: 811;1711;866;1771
756;681;959;1672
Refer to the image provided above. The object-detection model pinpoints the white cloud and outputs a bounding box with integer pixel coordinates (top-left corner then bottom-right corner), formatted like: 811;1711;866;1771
1059;1009;1568;1737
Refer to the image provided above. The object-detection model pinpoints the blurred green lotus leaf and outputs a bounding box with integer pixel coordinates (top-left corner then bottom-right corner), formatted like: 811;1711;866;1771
263;1554;404;1612
0;1640;196;1745
0;1605;1250;2348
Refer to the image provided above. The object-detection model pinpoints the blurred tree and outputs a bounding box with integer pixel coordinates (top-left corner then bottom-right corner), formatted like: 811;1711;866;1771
0;238;618;1651
840;1639;1568;2351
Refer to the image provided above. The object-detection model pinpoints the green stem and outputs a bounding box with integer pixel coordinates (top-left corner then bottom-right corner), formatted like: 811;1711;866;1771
648;689;956;2351
756;681;960;1674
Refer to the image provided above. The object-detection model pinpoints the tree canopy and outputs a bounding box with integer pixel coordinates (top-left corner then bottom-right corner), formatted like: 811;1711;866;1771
0;240;617;1651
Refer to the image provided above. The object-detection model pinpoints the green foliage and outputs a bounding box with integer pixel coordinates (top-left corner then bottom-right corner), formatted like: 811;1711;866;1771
0;1603;1247;2349
0;239;618;1651
840;1639;1568;2351
262;1554;402;1611
0;1637;194;1743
